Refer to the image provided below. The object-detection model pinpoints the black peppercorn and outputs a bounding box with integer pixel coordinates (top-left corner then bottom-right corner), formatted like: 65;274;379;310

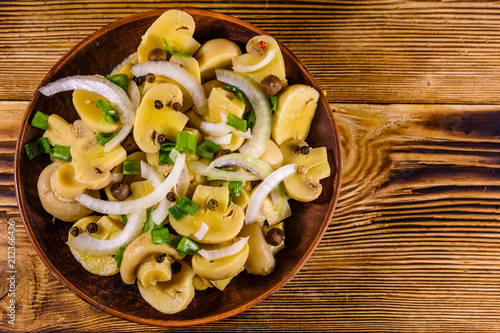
171;261;182;275
207;198;219;211
172;102;182;111
154;100;163;109
266;228;285;246
300;146;311;155
157;134;168;145
110;182;130;201
166;192;176;202
133;75;145;86
69;226;79;237
87;222;99;234
146;73;156;83
155;252;166;263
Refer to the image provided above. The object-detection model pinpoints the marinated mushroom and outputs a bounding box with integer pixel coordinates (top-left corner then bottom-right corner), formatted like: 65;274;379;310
137;261;196;314
37;162;98;222
258;139;283;170
272;84;320;146
72;90;123;134
238;221;276;276
43;114;78;146
120;231;183;286
279;139;331;202
204;87;245;123
137;9;200;62
50;162;86;199
169;185;245;244
192;237;249;280
68;215;124;276
250;183;291;226
194;38;242;82
169;54;201;83
133;83;188;153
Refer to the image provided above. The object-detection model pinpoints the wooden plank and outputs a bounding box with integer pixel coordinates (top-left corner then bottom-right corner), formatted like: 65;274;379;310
3;1;500;103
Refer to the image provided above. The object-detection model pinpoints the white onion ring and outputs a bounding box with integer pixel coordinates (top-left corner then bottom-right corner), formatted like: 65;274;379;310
129;61;208;115
128;79;140;111
66;210;147;256
186;160;261;181
205;134;232;145
193;222;209;241
245;163;297;224
197;237;249;260
140;161;172;225
38;75;134;152
75;151;185;215
232;49;277;72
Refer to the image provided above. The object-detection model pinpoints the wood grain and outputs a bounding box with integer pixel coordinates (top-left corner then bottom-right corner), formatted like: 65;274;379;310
4;0;500;331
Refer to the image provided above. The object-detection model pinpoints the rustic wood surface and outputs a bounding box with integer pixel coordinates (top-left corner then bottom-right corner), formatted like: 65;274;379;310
3;0;500;331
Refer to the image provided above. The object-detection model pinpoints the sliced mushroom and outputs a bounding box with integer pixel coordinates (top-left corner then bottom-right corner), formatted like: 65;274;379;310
72;90;123;134
272;84;320;146
68;215;124;276
43;114;78;146
258;139;283;170
279;139;331;202
192;237;249;280
205;87;245;123
250;183;291;226
194;38;242;82
120;231;183;285
137;9;200;62
133;83;188;153
169;54;201;83
238;221;276;276
137;261;195;314
169;185;245;244
192;275;213;291
50;162;86;199
71;136;127;190
38;162;99;222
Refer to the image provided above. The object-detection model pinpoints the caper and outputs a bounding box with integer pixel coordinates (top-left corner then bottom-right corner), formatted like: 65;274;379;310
167;192;176;202
207;198;219;211
155;252;166;263
69;226;79;237
259;74;283;96
266;228;285;246
171;261;182;275
172;102;182;111
110;182;130;201
87;222;99;234
146;73;156;83
148;48;167;62
154;100;163;109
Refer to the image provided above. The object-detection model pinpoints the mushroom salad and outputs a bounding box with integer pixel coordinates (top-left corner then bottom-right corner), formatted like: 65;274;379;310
26;9;331;314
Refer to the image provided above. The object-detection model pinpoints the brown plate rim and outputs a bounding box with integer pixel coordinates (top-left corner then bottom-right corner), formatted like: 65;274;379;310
14;8;343;327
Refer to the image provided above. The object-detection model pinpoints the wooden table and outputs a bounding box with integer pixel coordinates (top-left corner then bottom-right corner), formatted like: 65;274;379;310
3;1;500;331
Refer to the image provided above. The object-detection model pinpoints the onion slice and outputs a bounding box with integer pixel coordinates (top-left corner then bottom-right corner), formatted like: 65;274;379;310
245;163;297;224
206;134;232;145
233;49;277;72
75;151;186;215
130;61;208;115
193;222;209;241
140;161;172;225
186;160;261;181
38;75;134;152
128;79;140;111
197;237;249;260
209;153;273;178
66;210;147;256
216;69;271;158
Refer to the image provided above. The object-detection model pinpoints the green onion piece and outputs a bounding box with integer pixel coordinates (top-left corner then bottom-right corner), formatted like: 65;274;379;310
143;207;156;233
162;38;174;58
175;51;192;58
30;111;50;130
106;74;129;93
228;181;243;198
52;144;72;161
122;160;140;175
168;205;187;221
168;235;186;257
152;228;170;244
96;132;117;146
121;214;128;225
177;236;200;255
226;113;247;132
228;193;233;206
158;147;174;165
176;196;200;216
175;131;197;155
96;99;120;124
196;139;220;160
225;84;246;106
243;109;256;129
269;95;278;114
24;137;51;160
114;247;125;268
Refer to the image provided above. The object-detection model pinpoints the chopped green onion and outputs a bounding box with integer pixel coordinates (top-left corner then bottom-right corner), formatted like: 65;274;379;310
175;51;192;58
176;196;200;216
121;214;128;225
96;132;116;146
228;181;243;198
144;207;156;233
168;205;187;221
152;227;170;244
225;84;246;106
114;247;125;268
121;160;140;175
162;38;174;58
175;131;197;155
30;111;50;130
228;193;233;206
24;137;51;160
196;139;220;160
52;144;72;161
269;95;278;114
243;109;256;129
106;74;129;93
96;99;120;124
158;145;175;165
226;113;247;132
168;235;200;257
